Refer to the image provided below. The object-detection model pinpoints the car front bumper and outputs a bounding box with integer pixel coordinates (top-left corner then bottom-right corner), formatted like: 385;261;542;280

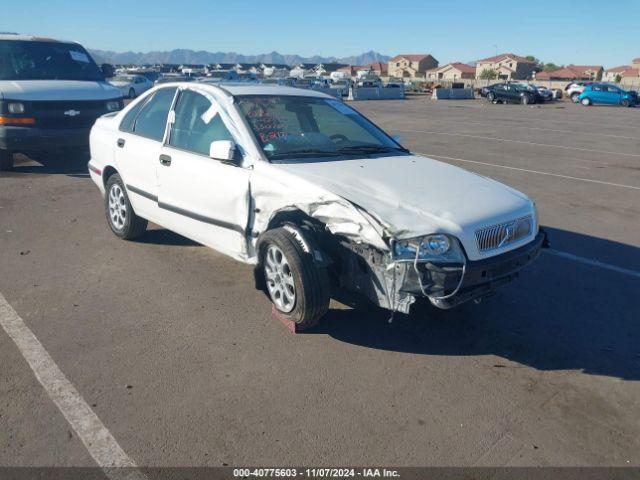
0;125;92;152
400;230;548;309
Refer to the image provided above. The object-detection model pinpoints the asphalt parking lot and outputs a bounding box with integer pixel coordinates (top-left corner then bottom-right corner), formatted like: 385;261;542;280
1;97;639;469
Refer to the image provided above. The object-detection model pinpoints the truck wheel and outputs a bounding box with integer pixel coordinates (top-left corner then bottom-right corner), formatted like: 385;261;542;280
581;97;591;106
259;228;330;328
104;173;148;240
0;150;13;171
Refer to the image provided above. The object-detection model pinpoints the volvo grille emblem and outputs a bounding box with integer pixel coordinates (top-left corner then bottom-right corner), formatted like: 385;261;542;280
498;223;515;248
64;109;81;117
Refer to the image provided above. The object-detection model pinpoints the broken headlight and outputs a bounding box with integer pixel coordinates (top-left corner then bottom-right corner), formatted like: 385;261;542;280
392;234;464;263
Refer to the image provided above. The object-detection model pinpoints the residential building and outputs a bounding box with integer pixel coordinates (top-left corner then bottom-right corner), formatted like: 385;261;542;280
426;62;475;81
388;54;439;78
365;62;388;77
475;53;538;80
535;65;603;82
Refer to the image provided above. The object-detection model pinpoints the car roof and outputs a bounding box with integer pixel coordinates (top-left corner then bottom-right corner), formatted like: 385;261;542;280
0;33;78;44
157;82;334;99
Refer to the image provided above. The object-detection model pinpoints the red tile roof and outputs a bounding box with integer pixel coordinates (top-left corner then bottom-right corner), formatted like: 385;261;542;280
633;58;640;63
366;62;388;72
389;54;432;62
605;65;632;73
477;53;536;64
536;65;604;80
621;68;640;77
447;62;476;74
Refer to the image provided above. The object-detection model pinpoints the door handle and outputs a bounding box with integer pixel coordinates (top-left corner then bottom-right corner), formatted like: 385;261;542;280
117;138;125;148
159;154;172;166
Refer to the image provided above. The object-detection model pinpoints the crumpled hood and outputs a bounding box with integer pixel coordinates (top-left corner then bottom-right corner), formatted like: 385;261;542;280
0;80;122;101
273;155;535;259
109;81;132;88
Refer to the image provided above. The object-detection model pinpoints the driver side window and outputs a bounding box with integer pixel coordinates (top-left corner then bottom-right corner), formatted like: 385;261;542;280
168;89;234;156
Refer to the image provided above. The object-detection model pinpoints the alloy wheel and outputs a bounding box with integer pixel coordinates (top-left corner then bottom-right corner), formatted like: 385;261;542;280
108;184;127;230
264;244;296;313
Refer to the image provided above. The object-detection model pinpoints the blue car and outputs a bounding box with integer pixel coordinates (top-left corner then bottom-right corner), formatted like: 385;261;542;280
579;83;638;107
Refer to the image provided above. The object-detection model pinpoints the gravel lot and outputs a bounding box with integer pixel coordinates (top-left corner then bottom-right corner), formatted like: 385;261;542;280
1;97;639;468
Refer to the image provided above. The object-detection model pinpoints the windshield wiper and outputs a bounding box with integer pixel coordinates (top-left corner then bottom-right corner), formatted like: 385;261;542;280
337;145;410;154
267;149;343;159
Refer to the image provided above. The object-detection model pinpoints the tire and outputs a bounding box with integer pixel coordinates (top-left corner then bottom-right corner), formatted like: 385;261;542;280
571;93;581;103
0;150;13;172
128;88;136;99
104;173;148;240
259;228;330;328
487;92;495;102
621;99;631;107
581;97;591;106
521;95;531;105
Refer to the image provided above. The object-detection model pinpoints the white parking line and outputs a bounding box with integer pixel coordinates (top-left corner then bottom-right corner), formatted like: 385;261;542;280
0;293;146;480
404;130;640;158
417;152;640;191
543;249;640;279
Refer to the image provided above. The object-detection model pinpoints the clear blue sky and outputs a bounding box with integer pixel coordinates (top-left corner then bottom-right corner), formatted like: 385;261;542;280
3;0;639;67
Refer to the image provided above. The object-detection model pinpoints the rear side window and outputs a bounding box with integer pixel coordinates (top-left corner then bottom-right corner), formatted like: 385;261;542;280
119;100;145;132
130;87;177;141
169;89;234;156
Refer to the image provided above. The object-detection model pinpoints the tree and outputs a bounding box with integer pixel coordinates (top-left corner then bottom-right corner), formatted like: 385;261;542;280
614;74;622;83
479;68;498;80
542;63;562;72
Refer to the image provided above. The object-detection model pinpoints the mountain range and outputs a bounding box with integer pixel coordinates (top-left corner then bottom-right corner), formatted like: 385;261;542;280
88;49;391;67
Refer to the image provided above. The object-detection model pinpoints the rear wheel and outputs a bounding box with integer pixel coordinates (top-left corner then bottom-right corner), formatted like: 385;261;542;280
259;228;330;329
0;150;13;172
104;173;148;240
581;97;592;106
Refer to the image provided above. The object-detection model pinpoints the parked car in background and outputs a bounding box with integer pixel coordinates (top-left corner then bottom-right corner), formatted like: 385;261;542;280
578;84;638;107
533;85;553;102
0;33;123;171
108;74;152;99
565;81;592;103
88;84;545;327
484;82;544;105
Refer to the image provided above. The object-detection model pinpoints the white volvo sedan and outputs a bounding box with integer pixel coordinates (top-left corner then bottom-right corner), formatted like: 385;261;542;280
88;83;547;328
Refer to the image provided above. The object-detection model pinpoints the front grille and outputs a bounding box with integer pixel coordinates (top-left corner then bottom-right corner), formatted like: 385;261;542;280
475;216;533;253
30;100;109;130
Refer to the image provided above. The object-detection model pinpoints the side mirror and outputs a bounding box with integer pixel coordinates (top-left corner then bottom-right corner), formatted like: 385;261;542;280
210;140;240;165
392;134;402;143
101;63;115;78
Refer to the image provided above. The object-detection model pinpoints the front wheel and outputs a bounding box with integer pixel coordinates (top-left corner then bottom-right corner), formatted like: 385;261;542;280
581;97;592;106
128;88;136;99
571;93;581;103
259;228;330;329
487;92;495;102
0;150;13;172
104;173;148;239
521;95;531;105
621;99;631;107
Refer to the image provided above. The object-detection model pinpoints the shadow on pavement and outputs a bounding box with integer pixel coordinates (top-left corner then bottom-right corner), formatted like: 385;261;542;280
3;152;90;177
312;228;640;381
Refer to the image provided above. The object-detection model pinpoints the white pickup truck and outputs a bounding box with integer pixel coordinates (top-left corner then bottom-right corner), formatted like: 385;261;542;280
88;83;546;328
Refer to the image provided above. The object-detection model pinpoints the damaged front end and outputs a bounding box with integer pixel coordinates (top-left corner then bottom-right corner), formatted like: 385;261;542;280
335;229;546;315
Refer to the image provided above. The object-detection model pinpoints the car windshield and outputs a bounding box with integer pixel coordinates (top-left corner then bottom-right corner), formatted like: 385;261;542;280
0;40;103;81
236;95;407;161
